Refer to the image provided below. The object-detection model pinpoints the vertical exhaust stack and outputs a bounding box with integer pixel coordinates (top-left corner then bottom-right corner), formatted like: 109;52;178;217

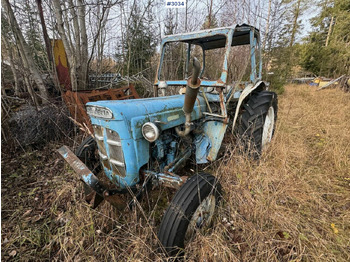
176;58;201;136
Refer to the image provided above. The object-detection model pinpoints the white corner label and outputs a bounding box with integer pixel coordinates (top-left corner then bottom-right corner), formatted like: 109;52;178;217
166;0;186;8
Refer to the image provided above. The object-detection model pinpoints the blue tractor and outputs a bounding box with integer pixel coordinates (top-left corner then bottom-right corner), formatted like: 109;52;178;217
58;24;278;256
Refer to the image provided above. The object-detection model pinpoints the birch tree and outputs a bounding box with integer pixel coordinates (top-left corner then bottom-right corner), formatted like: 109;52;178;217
1;34;19;96
263;0;272;50
52;0;89;91
2;0;49;104
289;0;302;47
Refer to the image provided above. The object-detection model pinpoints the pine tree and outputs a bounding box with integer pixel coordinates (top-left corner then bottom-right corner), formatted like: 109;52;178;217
123;4;157;76
23;0;47;71
265;0;309;92
300;0;350;76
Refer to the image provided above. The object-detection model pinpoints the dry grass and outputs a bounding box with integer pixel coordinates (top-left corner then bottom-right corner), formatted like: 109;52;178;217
2;84;350;261
186;85;350;261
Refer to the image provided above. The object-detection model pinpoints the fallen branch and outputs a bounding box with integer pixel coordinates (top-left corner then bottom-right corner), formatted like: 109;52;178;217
317;75;345;91
2;95;26;101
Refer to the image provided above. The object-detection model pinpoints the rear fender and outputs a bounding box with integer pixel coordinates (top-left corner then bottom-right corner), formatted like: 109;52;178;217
231;81;266;132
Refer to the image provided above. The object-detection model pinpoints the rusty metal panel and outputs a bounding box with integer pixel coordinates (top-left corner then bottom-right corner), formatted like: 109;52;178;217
57;146;105;195
52;39;71;90
57;145;128;209
62;85;139;132
53;39;140;131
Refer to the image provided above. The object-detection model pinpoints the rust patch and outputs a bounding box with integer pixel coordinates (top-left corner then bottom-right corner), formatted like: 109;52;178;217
104;194;127;210
62;85;139;132
219;89;227;120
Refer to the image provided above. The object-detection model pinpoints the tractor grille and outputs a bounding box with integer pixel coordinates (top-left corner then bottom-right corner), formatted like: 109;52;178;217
106;128;126;177
92;125;126;177
93;125;109;169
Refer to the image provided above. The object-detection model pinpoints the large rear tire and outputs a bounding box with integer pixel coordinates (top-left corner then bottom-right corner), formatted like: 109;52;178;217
157;173;222;257
237;91;278;158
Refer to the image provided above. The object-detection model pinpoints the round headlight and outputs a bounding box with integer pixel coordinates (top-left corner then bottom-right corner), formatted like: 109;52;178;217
142;122;160;142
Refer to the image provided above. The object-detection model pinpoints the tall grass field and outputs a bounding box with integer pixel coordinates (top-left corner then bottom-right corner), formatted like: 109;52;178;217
2;84;349;261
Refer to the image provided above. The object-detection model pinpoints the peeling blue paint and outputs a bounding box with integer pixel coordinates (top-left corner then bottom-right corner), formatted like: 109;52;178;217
82;173;93;185
203;121;228;161
194;133;211;164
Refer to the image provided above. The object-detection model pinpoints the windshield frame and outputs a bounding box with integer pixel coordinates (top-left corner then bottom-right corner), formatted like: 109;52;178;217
154;25;261;88
155;29;233;87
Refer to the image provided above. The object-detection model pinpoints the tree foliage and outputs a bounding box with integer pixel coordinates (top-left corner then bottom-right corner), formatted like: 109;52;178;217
1;0;349;102
23;1;47;71
122;3;157;76
300;0;350;77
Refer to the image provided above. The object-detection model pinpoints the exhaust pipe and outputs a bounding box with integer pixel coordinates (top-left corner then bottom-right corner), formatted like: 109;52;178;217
176;57;201;137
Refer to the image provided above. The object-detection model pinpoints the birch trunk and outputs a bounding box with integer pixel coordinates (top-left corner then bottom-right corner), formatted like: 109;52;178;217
2;0;49;104
68;0;81;77
23;73;39;107
36;0;61;93
289;0;301;47
53;0;88;90
208;0;213;28
263;0;271;51
77;0;88;89
325;16;334;47
2;35;20;96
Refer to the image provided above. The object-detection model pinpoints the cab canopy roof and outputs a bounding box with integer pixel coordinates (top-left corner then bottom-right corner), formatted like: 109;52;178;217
162;24;260;50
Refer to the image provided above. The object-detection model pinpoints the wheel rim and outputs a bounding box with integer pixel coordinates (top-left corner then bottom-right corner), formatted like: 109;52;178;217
185;194;216;243
262;106;275;149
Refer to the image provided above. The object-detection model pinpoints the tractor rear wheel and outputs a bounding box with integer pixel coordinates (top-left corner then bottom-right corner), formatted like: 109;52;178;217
157;173;222;257
237;91;278;158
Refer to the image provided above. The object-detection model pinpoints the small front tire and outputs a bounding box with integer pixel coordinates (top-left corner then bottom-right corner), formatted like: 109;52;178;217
75;136;102;204
75;136;101;173
157;173;222;257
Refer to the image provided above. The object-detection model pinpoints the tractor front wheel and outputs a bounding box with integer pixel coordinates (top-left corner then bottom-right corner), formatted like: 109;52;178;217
75;136;101;173
157;173;222;257
75;136;103;207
